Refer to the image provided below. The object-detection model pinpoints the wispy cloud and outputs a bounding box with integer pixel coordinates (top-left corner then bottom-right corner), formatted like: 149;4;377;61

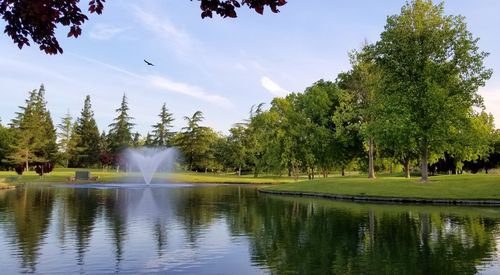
89;24;128;40
148;75;233;108
133;6;195;56
260;76;290;97
0;57;74;82
71;53;142;79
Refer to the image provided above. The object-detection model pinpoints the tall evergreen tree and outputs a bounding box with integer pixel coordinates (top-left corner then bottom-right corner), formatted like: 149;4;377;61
108;94;134;158
177;111;213;171
0;119;15;169
151;103;175;146
144;132;154;146
7;85;57;170
132;132;141;147
74;95;101;167
57;111;78;168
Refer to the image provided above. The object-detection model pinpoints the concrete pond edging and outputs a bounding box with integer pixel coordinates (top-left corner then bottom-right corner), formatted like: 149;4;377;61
258;189;500;206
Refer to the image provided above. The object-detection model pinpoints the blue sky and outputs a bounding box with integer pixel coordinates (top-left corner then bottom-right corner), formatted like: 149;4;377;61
0;0;499;135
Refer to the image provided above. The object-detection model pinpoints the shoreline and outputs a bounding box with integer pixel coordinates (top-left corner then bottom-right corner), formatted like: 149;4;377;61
258;189;500;206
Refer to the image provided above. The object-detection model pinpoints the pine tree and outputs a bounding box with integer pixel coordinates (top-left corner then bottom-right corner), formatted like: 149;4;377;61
132;132;141;147
151;103;175;146
108;94;134;158
144;132;154;146
74;95;101;167
7;85;57;170
57;111;73;167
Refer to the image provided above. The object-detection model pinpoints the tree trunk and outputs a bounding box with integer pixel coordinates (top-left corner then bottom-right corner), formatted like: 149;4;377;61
404;159;410;179
238;166;241;176
341;166;345;176
420;142;429;182
25;160;29;172
311;167;314;180
368;137;376;179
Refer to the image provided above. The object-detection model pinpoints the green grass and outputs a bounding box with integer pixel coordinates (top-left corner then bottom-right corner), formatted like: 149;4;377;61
262;174;500;201
0;168;296;184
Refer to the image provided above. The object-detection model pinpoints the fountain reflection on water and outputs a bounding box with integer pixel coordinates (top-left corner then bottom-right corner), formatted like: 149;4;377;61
124;147;178;184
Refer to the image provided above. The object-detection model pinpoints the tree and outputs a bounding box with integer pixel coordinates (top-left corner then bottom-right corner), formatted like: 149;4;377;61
151;103;175;146
176;111;212;171
74;95;101;167
108;94;134;160
144;132;154;146
132;132;141;147
0;119;15;170
57;111;79;168
337;47;380;179
7;85;57;170
0;0;286;54
374;0;492;181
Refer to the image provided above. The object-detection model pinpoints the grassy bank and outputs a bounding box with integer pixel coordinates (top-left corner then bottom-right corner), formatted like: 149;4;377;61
0;168;296;184
261;174;500;201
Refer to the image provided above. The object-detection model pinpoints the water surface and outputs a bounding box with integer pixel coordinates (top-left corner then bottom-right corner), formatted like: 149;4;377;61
1;183;500;274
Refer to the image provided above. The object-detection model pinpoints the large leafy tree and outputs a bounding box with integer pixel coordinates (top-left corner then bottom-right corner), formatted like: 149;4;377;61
0;0;286;54
108;94;134;159
73;95;101;167
337;47;381;179
151;103;175;147
374;0;492;181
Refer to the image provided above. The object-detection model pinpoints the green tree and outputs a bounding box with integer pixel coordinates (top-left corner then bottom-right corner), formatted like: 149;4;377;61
132;132;142;147
374;0;492;181
57;111;79;168
151;103;175;146
0;119;15;169
74;95;101;167
7;85;57;170
176;111;213;171
108;94;135;159
337;47;380;179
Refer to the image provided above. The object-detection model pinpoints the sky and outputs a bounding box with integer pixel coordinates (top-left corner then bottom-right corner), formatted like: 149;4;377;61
0;0;499;135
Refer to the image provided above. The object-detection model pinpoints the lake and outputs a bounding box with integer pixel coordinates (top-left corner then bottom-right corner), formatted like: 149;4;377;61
1;183;500;274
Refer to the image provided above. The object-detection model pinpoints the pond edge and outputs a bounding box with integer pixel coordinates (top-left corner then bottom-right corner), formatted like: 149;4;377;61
258;189;500;206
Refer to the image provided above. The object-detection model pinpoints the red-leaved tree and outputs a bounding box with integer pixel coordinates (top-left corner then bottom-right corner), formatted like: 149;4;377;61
0;0;286;54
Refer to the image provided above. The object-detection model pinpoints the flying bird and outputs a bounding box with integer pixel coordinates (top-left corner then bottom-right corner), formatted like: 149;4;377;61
144;59;154;66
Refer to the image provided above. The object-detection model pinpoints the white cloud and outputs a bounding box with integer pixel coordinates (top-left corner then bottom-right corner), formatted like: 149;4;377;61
133;6;195;56
260;76;290;97
89;24;128;40
148;75;233;108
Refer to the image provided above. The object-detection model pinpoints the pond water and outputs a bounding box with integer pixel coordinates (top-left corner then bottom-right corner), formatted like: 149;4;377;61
1;183;500;274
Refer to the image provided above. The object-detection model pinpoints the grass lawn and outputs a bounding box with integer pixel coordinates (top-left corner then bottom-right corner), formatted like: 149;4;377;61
0;168;296;184
262;174;500;201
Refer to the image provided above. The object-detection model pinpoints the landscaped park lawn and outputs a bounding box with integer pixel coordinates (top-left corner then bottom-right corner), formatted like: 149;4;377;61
2;168;500;201
262;174;500;201
0;168;295;184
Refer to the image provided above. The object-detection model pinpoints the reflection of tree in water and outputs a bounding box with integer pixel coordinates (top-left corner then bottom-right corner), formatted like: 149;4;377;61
63;188;101;266
102;189;128;273
2;187;54;273
173;187;224;245
168;187;500;274
153;220;167;257
242;197;500;275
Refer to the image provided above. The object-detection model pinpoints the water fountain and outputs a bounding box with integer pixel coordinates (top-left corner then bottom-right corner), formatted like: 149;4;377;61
124;147;177;184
